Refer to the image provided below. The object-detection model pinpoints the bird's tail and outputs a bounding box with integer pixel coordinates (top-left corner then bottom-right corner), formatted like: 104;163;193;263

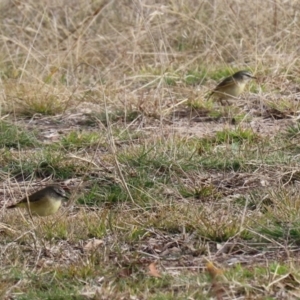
6;204;17;209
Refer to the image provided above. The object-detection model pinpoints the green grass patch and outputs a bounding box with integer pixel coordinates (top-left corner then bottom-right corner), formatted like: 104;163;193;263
77;181;128;205
61;131;104;150
214;128;258;144
3;149;88;179
8;270;85;300
0;120;38;148
184;70;207;85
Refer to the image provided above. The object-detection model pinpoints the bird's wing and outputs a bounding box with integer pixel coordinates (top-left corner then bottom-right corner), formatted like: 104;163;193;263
215;76;235;89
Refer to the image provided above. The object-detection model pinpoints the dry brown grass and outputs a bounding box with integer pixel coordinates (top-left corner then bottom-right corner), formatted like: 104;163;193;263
1;0;300;299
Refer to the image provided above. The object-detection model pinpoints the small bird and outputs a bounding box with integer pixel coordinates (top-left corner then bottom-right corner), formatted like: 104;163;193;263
207;70;256;105
6;185;68;217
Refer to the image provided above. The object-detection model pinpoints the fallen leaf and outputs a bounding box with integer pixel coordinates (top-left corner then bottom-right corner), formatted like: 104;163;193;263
148;262;161;277
118;268;132;278
84;239;104;251
206;261;225;300
206;261;223;279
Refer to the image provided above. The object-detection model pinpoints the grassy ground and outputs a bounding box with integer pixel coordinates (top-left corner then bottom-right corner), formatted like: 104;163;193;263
1;0;300;299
